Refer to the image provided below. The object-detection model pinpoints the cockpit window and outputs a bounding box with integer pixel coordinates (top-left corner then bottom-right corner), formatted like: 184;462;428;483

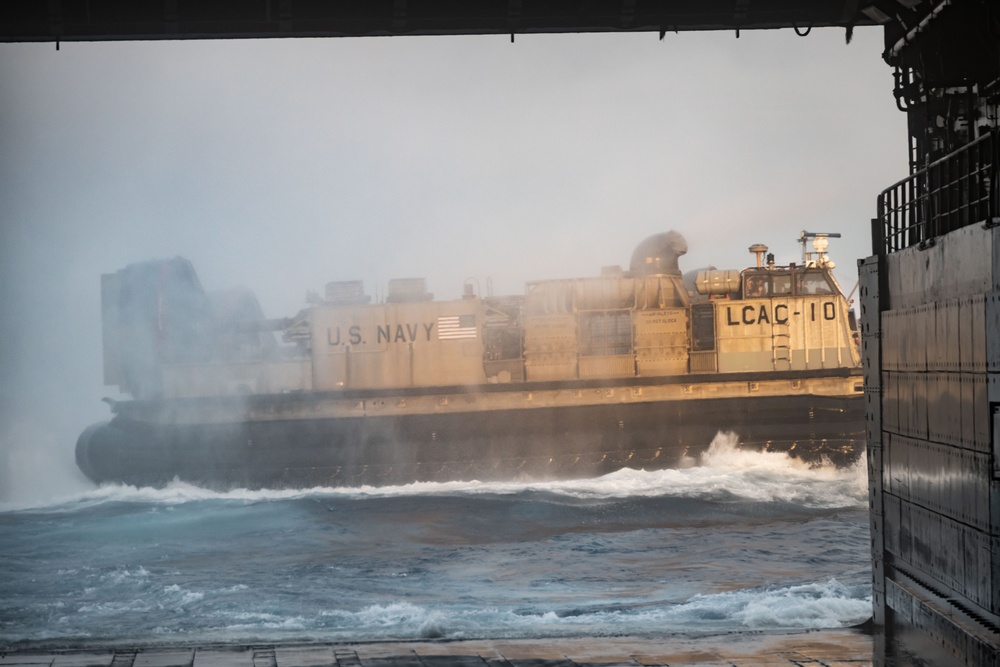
772;274;792;295
745;270;835;298
796;272;835;295
744;275;769;298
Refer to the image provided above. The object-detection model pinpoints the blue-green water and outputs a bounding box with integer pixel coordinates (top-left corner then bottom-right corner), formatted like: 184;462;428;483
0;434;871;648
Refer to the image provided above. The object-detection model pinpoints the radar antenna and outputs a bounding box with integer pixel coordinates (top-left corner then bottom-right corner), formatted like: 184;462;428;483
799;231;841;269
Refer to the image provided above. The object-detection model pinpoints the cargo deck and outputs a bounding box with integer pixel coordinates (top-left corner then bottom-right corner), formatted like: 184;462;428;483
0;630;888;667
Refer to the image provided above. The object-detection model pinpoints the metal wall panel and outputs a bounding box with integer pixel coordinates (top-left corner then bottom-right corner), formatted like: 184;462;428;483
524;313;578;381
994;409;1000;494
987;293;1000;375
887;223;993;310
964;373;991;452
881;310;898;371
928;302;944;372
875;159;1000;661
886;576;1000;666
901;306;929;371
889;497;999;613
993;534;1000;615
860;254;887;627
866;385;882;448
926;373;943;443
884;490;901;558
869;442;884;516
936;299;961;371
885;434;992;532
961;373;977;448
933;373;962;447
885;578;913;623
882;371;898;434
960;295;988;373
579;354;634;378
947;373;965;447
902;372;928;440
960;297;976;372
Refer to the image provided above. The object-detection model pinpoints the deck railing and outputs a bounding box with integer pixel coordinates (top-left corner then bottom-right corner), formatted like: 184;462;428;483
876;129;999;255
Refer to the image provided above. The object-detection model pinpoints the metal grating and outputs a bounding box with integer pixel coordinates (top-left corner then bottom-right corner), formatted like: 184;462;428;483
876;129;999;255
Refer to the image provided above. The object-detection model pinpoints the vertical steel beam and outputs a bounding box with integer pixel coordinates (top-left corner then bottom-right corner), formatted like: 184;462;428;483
860;251;888;627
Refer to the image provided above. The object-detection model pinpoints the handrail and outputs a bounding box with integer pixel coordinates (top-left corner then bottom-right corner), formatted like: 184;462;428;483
877;130;998;255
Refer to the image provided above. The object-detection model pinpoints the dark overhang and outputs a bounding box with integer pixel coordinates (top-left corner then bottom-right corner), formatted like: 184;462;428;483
3;0;876;43
882;0;1000;88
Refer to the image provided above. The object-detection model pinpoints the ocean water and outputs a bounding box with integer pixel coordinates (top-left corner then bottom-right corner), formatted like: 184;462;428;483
0;433;872;648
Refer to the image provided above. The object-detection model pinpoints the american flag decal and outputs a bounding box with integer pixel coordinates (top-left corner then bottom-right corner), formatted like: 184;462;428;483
437;314;477;340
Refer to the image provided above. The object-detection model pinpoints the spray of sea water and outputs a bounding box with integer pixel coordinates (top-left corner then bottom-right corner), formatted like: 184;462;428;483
0;432;871;648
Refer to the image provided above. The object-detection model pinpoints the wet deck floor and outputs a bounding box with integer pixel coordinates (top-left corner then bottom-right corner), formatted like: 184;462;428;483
0;630;882;667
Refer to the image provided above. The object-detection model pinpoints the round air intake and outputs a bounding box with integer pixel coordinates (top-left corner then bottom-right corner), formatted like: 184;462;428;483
629;231;688;275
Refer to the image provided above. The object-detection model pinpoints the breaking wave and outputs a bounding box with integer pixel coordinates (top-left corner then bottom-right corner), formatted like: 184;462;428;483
2;432;867;513
0;430;871;646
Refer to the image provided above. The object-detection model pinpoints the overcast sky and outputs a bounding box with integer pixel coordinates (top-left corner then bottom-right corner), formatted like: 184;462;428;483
0;27;907;503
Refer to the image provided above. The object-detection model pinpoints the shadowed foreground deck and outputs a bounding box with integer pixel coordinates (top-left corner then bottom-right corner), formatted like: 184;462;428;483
0;630;887;667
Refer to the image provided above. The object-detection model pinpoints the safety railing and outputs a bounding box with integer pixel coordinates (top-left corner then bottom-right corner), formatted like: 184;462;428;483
876;129;998;255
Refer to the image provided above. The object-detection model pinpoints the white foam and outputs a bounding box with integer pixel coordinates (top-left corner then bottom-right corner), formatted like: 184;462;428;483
675;578;872;629
210;578;869;641
1;431;868;512
323;432;868;508
0;478;335;512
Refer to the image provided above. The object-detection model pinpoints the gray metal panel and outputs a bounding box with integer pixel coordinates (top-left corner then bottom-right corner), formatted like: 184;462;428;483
929;302;944;372
980;530;996;612
860;254;888;627
944;299;961;371
899;306;928;371
901;372;928;440
886;434;992;532
882;371;898;435
862;318;883;442
987;293;1000;375
967;374;991;452
884;491;901;558
886;574;1000;665
931;373;961;447
946;372;964;447
881;310;898;371
960;297;976;372
869;442;884;516
886;223;993;310
926;373;943;443
870;513;887;626
891;497;998;613
915;305;929;372
961;374;977;448
994;408;1000;490
885;577;913;623
993;533;1000;615
970;295;988;373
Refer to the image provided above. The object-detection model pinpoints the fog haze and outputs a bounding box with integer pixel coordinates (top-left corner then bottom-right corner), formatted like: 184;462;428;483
0;28;905;504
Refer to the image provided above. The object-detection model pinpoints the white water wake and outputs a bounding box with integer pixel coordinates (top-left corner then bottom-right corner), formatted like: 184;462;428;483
2;432;868;512
190;578;871;642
